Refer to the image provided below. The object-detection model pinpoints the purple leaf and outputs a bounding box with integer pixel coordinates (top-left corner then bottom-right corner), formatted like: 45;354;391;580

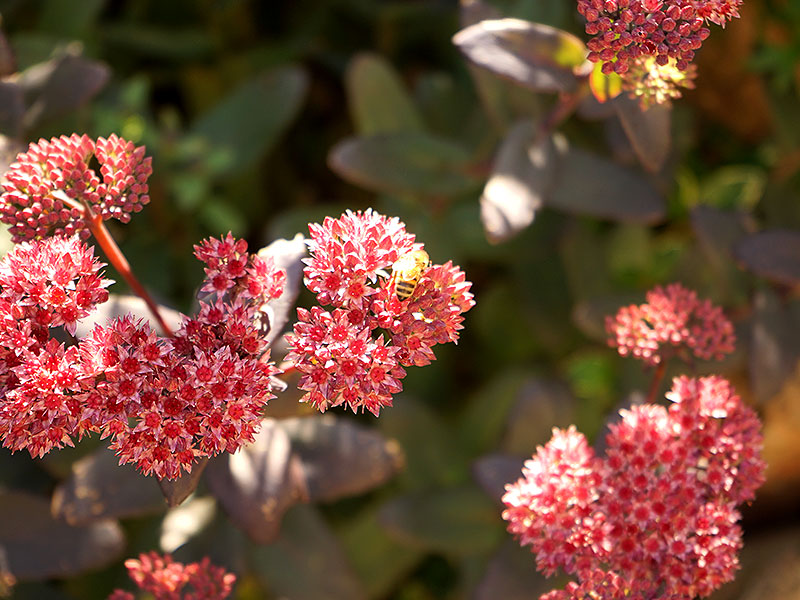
205;419;307;544
735;230;800;285
472;454;525;504
279;415;404;502
328;132;476;196
547;142;665;223
453;19;590;94
0;82;24;139
613;94;671;173
52;448;165;525
0;490;124;581
19;53;109;129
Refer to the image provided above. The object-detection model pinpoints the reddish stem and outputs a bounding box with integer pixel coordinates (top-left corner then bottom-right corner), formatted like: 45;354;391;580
85;212;174;337
646;361;667;404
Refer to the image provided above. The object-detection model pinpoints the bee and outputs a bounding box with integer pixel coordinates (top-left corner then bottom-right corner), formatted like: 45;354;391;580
389;250;430;301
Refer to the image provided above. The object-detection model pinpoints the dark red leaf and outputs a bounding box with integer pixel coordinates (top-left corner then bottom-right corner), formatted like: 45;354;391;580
256;234;307;347
735;230;800;285
158;457;209;507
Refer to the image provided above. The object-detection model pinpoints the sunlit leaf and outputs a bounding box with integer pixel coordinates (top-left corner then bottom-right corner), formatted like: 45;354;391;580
18;53;109;130
613;94;671;173
51;448;165;525
547;142;665;223
589;61;623;103
0;491;124;580
205;419;306;544
256;234;306;347
480;121;556;243
250;504;368;600
452;19;590;94
279;415;404;503
192;66;308;176
735;230;800;285
378;485;505;555
328;132;476;196
345;53;424;135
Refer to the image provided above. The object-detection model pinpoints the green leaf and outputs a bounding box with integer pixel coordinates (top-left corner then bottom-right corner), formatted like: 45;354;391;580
250;504;368;600
699;165;767;211
452;19;590;94
191;66;308;176
328;132;477;196
480;120;556;243
338;505;425;598
345;53;424;135
378;485;505;555
735;230;800;285
547;141;665;223
38;0;105;37
378;397;466;488
589;61;623;103
99;25;214;60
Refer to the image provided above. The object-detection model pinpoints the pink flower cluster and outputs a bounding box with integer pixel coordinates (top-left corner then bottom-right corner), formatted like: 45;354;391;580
0;236;111;457
0;134;152;242
577;0;741;76
606;282;735;366
285;209;474;416
108;552;235;600
0;233;285;479
502;375;765;600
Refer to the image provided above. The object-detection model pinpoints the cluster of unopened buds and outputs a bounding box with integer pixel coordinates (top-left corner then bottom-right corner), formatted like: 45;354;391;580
503;284;764;599
576;0;743;104
108;552;235;600
0;135;475;479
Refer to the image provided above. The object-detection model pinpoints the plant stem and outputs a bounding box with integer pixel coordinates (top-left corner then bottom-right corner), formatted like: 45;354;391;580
85;211;174;337
646;361;667;404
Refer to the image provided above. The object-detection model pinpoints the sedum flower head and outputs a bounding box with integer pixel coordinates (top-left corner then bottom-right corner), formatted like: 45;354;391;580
108;552;235;600
577;0;741;77
0;134;152;242
502;376;765;599
606;282;735;366
285;209;475;416
79;234;284;480
0;236;111;457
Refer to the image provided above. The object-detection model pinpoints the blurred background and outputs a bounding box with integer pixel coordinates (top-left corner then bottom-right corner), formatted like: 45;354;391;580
1;0;799;598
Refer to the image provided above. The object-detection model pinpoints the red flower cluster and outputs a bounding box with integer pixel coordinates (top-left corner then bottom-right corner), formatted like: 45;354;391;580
285;209;474;415
108;552;235;600
502;376;765;599
606;282;735;366
577;0;741;76
0;236;111;458
0;233;285;478
0;134;152;242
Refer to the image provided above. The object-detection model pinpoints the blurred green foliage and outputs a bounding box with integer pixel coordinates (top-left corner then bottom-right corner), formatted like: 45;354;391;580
1;0;800;598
